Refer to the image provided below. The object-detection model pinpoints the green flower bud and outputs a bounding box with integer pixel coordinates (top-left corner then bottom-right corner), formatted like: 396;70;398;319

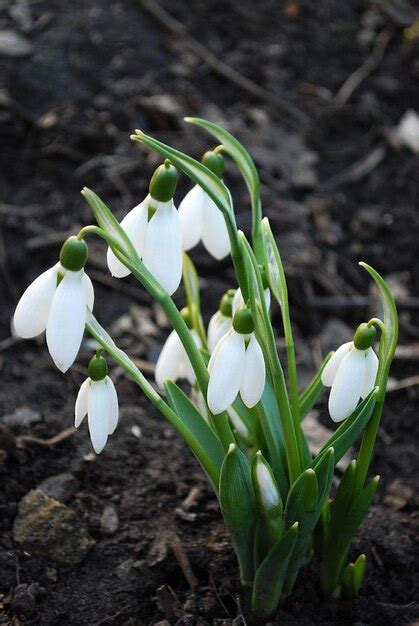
180;307;193;329
219;292;233;317
59;236;88;272
201;150;224;179
353;323;376;350
149;160;178;202
233;306;254;334
88;354;108;381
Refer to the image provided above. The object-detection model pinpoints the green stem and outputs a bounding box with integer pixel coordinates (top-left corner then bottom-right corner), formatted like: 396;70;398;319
354;401;383;494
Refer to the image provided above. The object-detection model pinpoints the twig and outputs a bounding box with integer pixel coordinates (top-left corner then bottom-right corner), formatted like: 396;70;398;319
17;426;76;446
169;534;198;590
319;144;387;191
333;28;392;106
387;374;419;392
138;0;309;125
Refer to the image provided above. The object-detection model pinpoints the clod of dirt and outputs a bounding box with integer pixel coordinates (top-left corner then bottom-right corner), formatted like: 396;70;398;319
9;583;45;617
37;472;79;503
100;503;119;535
13;489;94;564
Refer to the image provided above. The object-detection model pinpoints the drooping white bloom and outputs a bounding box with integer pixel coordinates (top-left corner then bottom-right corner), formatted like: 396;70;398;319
13;263;94;373
321;342;378;422
75;376;119;454
107;195;182;295
179;185;230;260
393;109;419;153
232;287;271;315
155;329;201;388
207;310;232;352
207;329;266;414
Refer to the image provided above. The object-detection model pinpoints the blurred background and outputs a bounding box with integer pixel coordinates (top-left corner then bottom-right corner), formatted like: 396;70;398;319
0;1;418;624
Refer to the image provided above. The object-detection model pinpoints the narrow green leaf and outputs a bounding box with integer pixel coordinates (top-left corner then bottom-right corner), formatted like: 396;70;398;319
309;389;378;469
165;381;225;491
251;522;299;618
341;554;366;599
182;252;207;346
360;263;399;400
298;353;332;419
219;444;256;584
284;469;318;527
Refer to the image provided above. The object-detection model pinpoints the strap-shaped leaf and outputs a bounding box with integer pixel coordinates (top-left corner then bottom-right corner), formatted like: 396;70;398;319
309;389;378;469
219;444;256;584
341;554;366;599
165;381;225;492
251;522;299;618
284;469;318;527
360;263;398;400
298;353;332;419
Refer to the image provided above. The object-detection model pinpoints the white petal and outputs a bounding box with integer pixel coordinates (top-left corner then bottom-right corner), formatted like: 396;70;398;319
361;348;379;399
155;330;185;387
207;311;232;352
75;378;90;427
202;192;230;260
13;265;58;338
232;288;245;315
88;380;110;454
240;334;266;408
321;341;353;387
178;185;204;251
107;198;149;278
328;348;366;422
105;376;119;435
82;272;95;311
46;270;86;373
179;330;201;384
208;328;231;374
264;288;271;311
142;199;182;295
207;331;245;414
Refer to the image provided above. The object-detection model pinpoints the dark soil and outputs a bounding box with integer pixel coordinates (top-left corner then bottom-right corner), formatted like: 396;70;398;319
0;0;418;624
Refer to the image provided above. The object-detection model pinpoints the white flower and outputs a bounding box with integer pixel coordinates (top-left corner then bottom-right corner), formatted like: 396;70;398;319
207;310;232;352
207;328;266;414
232;287;271;315
155;329;201;388
75;376;119;454
255;455;280;511
321;341;378;422
14;263;94;373
394;109;419;153
179;184;230;260
107;195;182;295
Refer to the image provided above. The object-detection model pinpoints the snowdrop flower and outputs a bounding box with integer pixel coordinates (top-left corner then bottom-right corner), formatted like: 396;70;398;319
155;308;201;388
321;323;379;423
393;109;419;154
107;161;182;295
207;290;235;352
14;236;94;373
207;306;266;414
75;354;119;454
179;150;230;260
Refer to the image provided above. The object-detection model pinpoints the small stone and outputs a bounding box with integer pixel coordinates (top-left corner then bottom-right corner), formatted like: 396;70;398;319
131;425;142;438
3;406;41;427
38;472;79;503
0;30;33;57
100;504;119;535
13;489;93;564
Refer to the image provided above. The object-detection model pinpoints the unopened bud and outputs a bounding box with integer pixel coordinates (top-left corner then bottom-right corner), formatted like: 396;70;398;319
149;160;178;202
88;354;108;381
201;150;224;179
59;236;88;272
232;306;254;335
353;323;376;350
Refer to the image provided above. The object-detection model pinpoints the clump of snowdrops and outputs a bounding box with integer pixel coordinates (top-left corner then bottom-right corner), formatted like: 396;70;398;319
13;119;398;617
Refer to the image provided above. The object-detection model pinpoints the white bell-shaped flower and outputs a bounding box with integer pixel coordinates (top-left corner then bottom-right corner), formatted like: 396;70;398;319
107;162;182;295
207;290;235;352
13;237;94;373
179;185;230;260
155;326;201;388
321;323;379;422
75;355;119;454
207;307;265;414
232;286;271;315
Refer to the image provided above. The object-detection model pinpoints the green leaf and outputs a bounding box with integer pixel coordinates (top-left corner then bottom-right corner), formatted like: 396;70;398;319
341;554;366;599
131;130;232;220
165;381;225;492
309;389;378;469
184;117;260;206
251;523;299;618
298;353;332;419
284;469;318;527
182;252;206;346
360;263;399;400
219;444;256;584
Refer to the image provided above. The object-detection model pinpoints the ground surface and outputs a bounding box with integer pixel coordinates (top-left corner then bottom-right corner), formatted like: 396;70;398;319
0;0;418;624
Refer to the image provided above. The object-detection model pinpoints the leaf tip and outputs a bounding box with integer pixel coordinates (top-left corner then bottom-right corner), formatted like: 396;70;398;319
227;443;236;455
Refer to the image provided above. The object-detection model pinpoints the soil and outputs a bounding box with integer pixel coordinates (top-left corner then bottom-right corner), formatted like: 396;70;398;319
0;0;418;624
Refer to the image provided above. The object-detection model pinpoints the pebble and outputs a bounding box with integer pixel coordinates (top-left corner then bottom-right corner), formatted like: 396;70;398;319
13;489;93;564
38;472;79;503
0;30;33;57
100;503;119;535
